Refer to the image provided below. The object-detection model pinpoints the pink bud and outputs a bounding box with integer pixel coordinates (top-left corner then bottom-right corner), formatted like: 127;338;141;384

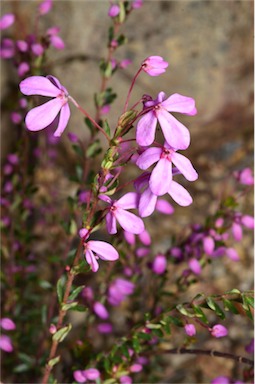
241;215;254;229
49;324;57;334
97;323;112;334
0;14;15;30
215;217;224;228
84;368;100;380
73;370;87;383
120;376;133;384
0;318;16;330
130;363;143;373
188;258;201;275
0;335;13;352
119;59;132;69
225;247;239;261
210;324;228;338
16;40;28;52
31;43;44;56
17;62;30;77
184;323;196;337
39;0;52;15
203;236;215;255
152;254;167;275
79;228;89;239
108;4;120;18
132;0;143;9
93;302;109;319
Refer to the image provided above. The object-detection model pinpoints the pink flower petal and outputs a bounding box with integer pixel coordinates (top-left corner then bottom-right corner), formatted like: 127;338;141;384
150;158;172;196
50;35;65;50
85;249;99;272
89;241;119;261
115;209;144;234
117;192;139;210
232;222;243;241
139;187;157;217
73;370;87;383
136;111;157;146
0;14;15;30
53;103;70;137
106;211;117;234
93;302;109;319
19;76;60;97
241;215;254;229
203;236;215;255
136;147;162;170
171;152;198;181
0;335;13;352
155;199;174;214
161;93;197;115
157;109;190;150
168;180;193;206
25;98;62;131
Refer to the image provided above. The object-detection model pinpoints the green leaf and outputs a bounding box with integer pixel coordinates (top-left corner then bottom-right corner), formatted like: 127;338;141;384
69;304;87;312
103;380;117;384
61;302;79;311
118;1;126;23
146;323;162;329
132;336;141;353
53;323;72;342
168;316;183;327
151;328;164;337
243;295;254;308
57;276;67;303
206;298;225;319
137;332;151;341
223;299;239;314
120;344;130;359
103;120;111;137
13;364;30;373
176;304;194;318
68;285;86;301
226;288;241;295
48;355;60;367
192;305;208;323
39;280;52;289
86;140;102;158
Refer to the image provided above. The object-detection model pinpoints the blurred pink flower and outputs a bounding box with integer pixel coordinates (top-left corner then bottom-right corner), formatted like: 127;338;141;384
210;324;228;338
141;56;168;77
0;335;13;352
184;323;196;337
0;14;15;30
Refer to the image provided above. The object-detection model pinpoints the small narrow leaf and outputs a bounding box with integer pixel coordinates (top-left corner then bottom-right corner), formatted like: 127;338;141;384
192;305;208;323
223;299;239;314
52;324;72;343
56;276;67;303
48;356;60;368
68;285;86;301
61;302;79;311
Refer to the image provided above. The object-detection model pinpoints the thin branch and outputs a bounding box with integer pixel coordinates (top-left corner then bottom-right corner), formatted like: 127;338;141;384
154;348;254;366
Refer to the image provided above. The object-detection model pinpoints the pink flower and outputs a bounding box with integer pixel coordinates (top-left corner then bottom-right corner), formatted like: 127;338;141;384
100;193;144;235
38;0;52;15
136;91;196;149
11;112;22;124
84;368;100;380
130;363;143;373
0;38;15;58
73;370;87;383
31;43;44;56
184;323;196;337
108;278;135;306
93;302;109;319
17;62;30;77
0;318;16;330
155;199;174;215
83;240;119;272
211;377;229;384
132;0;143;9
16;40;28;52
108;4;120;17
152;254;167;274
135;172;193;217
19;75;70;137
234;167;254;185
141;56;168;76
188;258;201;275
97;323;113;334
0;335;13;352
210;324;228;338
203;236;215;255
136;142;198;196
120;375;133;384
0;14;15;30
47;27;65;50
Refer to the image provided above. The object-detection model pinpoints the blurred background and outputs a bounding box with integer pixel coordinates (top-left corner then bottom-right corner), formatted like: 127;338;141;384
1;1;253;382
